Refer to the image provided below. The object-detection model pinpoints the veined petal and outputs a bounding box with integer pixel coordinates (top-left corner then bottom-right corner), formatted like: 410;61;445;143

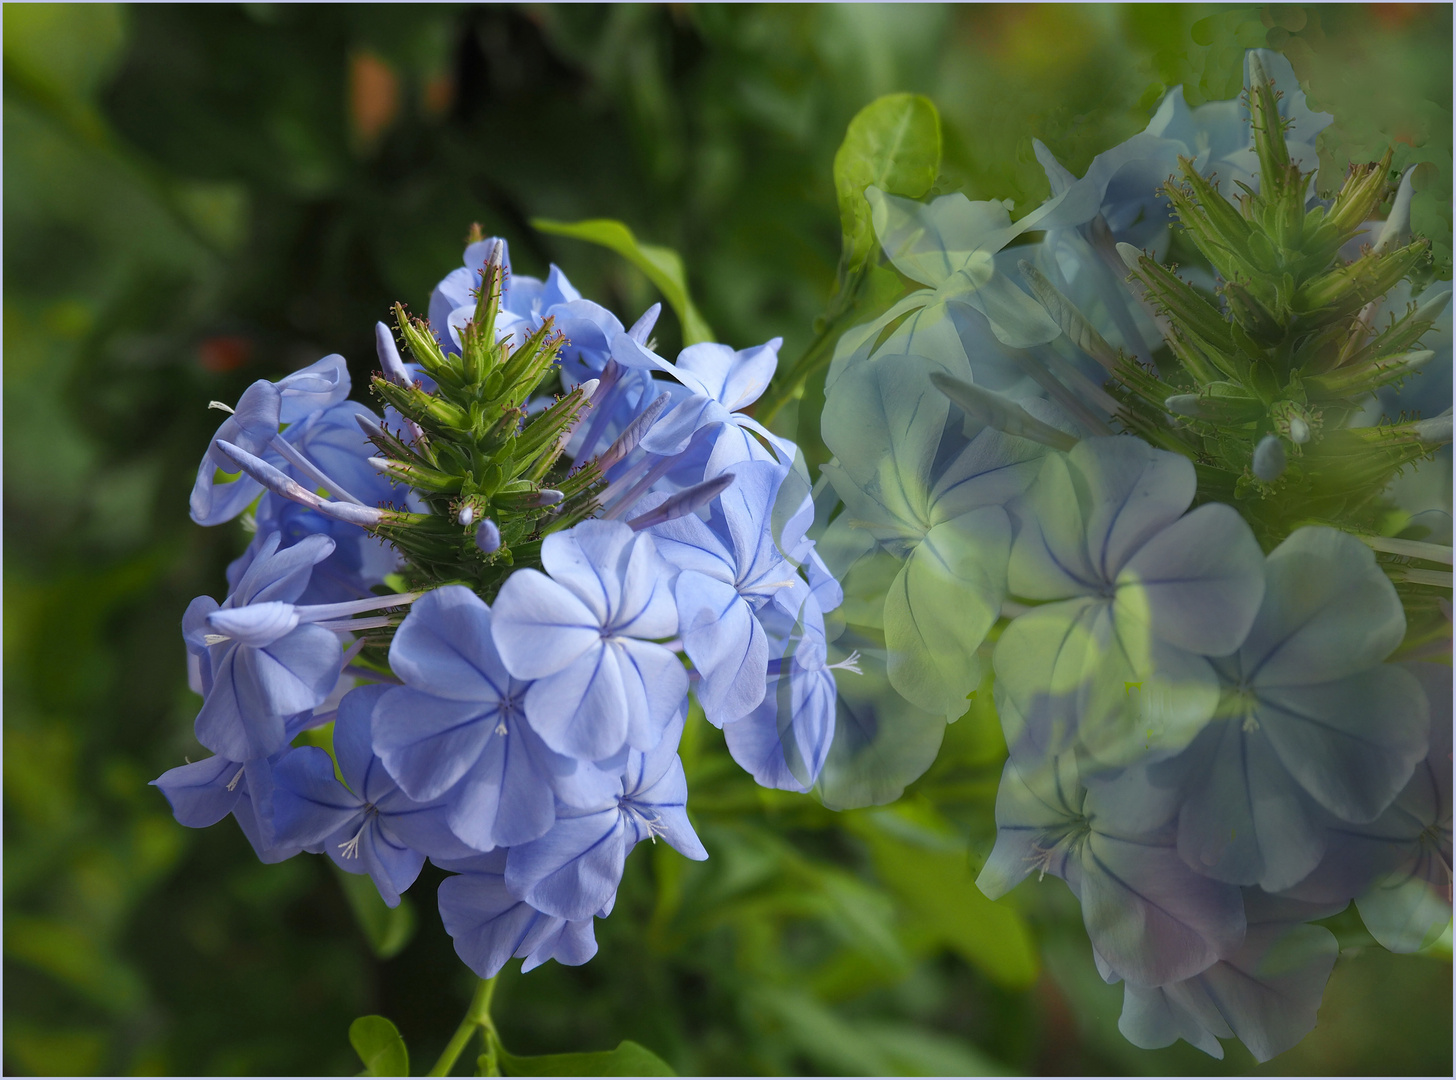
613;532;679;639
1240;527;1407;688
1070;437;1195;583
1078;829;1246;987
612;637;689;751
677;573;768;727
505;808;628;922
539;522;633;624
884;507;1008;719
523;644;629;761
492;569;603;680
1116;503;1265;657
372;687;498;802
1258;667;1429;824
389;586;514;702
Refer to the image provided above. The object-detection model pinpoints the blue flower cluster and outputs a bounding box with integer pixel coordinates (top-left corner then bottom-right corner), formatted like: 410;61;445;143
156;240;847;979
818;49;1452;1062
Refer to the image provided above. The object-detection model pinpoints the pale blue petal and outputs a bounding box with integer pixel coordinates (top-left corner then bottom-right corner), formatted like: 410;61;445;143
884;508;1008;719
151;756;245;828
1069;437;1195;582
613;532;679;638
372;687;496;801
524;644;629;761
815;644;947;811
270;745;363;849
677;573;767;726
504;808;627;922
1240;527;1407;688
1116;503;1265;656
390;588;515;707
1172;719;1330;892
1078;829;1246;986
539;520;632;623
491;569;603;680
1259;667;1429;823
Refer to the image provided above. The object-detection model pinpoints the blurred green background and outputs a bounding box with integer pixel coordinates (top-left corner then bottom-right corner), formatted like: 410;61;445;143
4;4;1451;1075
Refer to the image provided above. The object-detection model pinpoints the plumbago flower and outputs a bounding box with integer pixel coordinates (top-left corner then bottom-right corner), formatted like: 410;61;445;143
156;233;849;992
821;351;1044;720
994;436;1265;770
1149;527;1429;892
812;46;1450;1066
976;750;1246;987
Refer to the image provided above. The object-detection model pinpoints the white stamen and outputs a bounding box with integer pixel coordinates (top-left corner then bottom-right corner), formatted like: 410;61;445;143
828;650;863;675
208;401;236;414
495;721;508;737
337;820;369;860
226;766;246;792
203;633;230;646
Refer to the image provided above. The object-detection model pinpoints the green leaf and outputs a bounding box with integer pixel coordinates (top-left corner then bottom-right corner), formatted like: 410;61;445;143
849;808;1040;989
350;1015;409;1077
332;864;417;959
531;217;714;345
833;93;942;272
494;1039;674;1076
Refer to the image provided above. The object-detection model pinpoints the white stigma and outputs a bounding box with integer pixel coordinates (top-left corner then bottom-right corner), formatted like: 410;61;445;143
226;766;246;792
207;401;236;414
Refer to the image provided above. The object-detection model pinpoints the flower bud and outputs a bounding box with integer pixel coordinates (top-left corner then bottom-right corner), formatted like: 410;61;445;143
1252;434;1287;481
474;519;501;554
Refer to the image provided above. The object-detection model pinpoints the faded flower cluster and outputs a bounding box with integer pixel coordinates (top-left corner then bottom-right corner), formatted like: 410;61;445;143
819;49;1451;1062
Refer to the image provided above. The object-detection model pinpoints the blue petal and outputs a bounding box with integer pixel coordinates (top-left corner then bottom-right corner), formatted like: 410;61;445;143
491;569;603;680
1077;828;1246;986
246;623;343;718
270;745;363;849
815;644;947;811
194;643;290;762
1259;667;1429;823
1171;718;1330;892
372;687;498;802
235;531;336;607
504;807;627;922
437;867;595;979
612;532;679;639
1116;503;1265;656
883;508;1008;719
523;643;629;761
151;756;245;828
676;573;767;726
1240;527;1407;688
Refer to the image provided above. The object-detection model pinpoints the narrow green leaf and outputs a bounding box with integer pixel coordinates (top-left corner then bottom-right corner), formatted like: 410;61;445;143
350;1015;409;1077
495;1039;674;1076
332;863;417;959
531;217;713;344
834;93;942;271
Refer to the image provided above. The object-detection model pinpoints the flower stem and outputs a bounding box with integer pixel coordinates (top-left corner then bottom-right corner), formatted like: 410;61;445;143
426;976;498;1077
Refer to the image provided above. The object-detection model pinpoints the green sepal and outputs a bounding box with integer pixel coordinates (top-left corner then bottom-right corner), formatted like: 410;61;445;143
1294;239;1430;318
